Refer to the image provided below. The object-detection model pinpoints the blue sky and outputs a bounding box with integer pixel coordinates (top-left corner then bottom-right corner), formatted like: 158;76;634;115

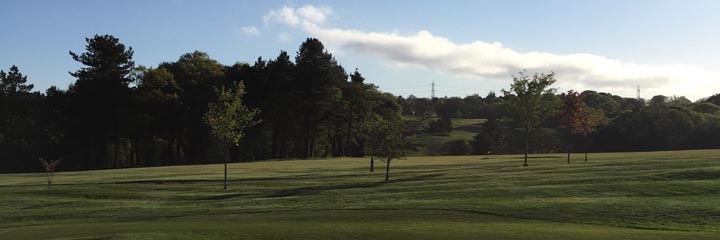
2;0;719;99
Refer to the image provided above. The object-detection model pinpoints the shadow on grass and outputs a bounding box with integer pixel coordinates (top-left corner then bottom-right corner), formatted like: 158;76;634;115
266;173;444;198
454;125;481;132
517;155;564;159
200;192;254;201
20;201;77;210
113;173;379;185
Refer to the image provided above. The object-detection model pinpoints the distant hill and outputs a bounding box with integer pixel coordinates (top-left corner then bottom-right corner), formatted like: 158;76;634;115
405;118;486;156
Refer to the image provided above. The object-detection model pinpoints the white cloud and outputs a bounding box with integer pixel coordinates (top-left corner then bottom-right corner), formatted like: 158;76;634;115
240;26;260;36
263;5;332;27
265;5;719;99
263;6;299;26
297;5;332;25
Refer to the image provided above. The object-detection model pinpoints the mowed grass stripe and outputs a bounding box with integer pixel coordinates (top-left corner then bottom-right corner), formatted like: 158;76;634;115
1;149;720;239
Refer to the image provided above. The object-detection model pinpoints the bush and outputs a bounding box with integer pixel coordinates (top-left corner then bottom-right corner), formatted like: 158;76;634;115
428;117;453;134
441;139;470;156
528;128;562;153
470;130;494;155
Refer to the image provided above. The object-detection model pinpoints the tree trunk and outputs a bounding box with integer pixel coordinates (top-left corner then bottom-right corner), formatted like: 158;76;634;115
224;145;229;190
47;172;52;190
523;130;529;167
131;135;138;167
385;158;391;181
115;137;120;168
567;140;571;164
370;155;374;172
584;135;589;162
175;135;182;163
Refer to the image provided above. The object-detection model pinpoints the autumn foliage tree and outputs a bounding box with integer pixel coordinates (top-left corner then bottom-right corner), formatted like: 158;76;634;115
558;90;600;163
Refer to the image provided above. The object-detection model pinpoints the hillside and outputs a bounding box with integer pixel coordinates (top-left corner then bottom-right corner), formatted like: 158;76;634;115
406;118;486;156
2;150;720;239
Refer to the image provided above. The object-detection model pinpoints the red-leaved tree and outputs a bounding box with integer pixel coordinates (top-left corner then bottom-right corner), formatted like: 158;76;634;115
558;91;598;163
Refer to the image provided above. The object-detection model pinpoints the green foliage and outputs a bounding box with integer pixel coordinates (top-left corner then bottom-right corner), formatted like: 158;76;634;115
502;71;559;165
69;34;134;83
470;118;508;155
136;67;180;103
581;91;619;115
668;95;692;107
707;93;720;106
650;95;669;106
434;97;467;118
502;71;559;132
367;117;405;161
527;128;562;153
440;139;470;155
293;38;348;158
9;36;720;172
67;34;136;169
692;101;720;114
428;117;453;134
0;65;33;95
470;130;493;155
205;81;260;147
0;65;42;171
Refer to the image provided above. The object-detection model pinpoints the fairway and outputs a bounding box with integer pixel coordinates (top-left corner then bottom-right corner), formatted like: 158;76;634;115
2;150;720;239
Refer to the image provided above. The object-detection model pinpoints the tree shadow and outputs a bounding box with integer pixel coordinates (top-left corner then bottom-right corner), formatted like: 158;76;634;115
454;125;481;132
199;192;254;200
266;173;444;198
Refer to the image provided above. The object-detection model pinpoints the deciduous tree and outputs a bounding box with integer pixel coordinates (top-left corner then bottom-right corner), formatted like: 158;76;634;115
205;81;260;190
367;117;405;181
502;71;558;166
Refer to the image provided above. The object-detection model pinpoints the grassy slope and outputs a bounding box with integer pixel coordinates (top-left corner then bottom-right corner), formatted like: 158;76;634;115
407;118;485;156
2;150;720;239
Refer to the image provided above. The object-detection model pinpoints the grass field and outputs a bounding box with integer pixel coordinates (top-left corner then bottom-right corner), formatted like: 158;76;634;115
2;149;720;239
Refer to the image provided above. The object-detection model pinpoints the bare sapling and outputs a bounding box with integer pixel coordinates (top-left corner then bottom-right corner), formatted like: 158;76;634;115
40;158;62;190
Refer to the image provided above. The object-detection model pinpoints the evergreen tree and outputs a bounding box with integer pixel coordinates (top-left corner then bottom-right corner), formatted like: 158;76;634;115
68;34;134;169
294;38;347;158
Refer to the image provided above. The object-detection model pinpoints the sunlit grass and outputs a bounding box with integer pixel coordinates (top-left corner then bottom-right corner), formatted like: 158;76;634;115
1;150;719;239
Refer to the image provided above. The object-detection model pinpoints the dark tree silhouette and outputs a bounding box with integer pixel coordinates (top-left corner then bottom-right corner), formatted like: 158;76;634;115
68;34;134;169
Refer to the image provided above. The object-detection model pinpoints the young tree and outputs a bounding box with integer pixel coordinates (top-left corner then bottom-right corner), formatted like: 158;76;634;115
205;81;260;190
367;117;405;181
39;158;61;190
558;90;592;163
580;107;606;162
502;71;558;166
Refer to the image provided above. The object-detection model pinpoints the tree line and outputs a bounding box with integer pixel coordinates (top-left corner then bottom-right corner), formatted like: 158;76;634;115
399;80;720;157
0;35;404;173
2;34;720;173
